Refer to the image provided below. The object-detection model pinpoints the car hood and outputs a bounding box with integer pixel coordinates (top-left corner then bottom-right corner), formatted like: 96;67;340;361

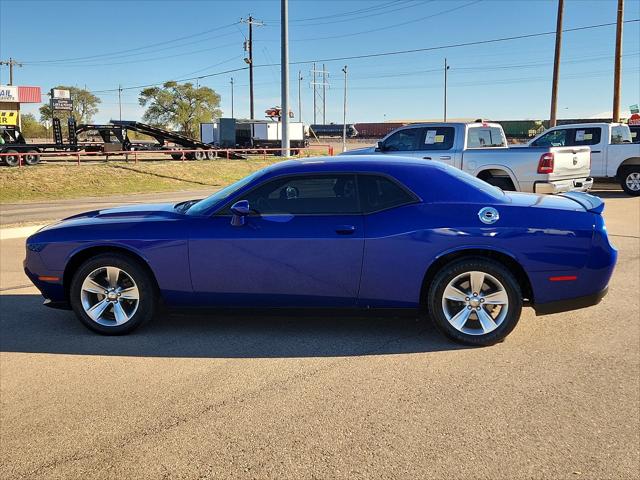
339;146;377;156
37;202;184;233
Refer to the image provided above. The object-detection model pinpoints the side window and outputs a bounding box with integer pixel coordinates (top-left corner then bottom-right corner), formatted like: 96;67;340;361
630;126;639;143
570;128;601;146
231;174;359;215
382;128;421;151
419;127;455;150
358;174;417;213
467;127;506;148
531;129;567;147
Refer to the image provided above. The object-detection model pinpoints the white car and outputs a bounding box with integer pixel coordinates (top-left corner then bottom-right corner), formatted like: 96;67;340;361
528;123;640;196
341;122;593;194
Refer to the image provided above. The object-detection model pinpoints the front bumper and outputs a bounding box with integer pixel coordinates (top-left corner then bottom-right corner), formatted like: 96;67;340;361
534;177;594;194
533;286;608;315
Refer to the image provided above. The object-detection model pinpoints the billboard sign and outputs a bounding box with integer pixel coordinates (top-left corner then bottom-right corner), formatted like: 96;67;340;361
51;98;73;111
0;109;19;125
0;86;19;102
52;88;71;99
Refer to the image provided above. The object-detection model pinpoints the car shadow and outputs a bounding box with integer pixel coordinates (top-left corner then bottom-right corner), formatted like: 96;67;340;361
590;190;630;199
0;294;467;358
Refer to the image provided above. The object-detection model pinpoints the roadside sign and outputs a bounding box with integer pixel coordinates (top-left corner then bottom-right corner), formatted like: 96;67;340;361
0;85;19;102
52;88;71;99
51;98;73;111
0;110;19;125
629;113;640;126
630;104;639;114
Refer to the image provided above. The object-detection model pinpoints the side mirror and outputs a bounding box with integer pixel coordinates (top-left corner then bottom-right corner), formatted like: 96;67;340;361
230;200;250;227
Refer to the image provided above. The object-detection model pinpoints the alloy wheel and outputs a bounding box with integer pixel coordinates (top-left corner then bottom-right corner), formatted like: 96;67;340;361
441;270;509;335
80;266;140;326
625;171;640;192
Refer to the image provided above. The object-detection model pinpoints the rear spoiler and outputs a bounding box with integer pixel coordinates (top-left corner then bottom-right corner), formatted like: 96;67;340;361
560;192;605;214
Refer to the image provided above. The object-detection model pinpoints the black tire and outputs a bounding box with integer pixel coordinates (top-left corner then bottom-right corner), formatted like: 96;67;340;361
206;150;217;160
619;166;640;196
24;149;40;166
170;153;183;160
427;257;522;346
70;253;157;335
483;175;516;191
3;149;20;167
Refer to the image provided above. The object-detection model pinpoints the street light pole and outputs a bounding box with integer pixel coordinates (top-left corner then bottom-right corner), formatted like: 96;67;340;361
443;58;450;122
342;65;348;153
281;0;290;156
298;70;303;122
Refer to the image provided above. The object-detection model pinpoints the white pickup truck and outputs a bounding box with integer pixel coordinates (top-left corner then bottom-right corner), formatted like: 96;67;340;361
341;121;592;194
528;122;640;196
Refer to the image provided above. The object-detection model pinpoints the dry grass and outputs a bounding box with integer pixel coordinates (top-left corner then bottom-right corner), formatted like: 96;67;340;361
0;159;282;203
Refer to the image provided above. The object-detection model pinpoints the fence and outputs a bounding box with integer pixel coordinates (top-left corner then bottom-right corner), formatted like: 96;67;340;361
0;144;335;167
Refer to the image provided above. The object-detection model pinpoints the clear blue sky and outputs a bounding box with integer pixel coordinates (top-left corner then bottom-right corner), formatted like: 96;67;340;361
1;0;638;124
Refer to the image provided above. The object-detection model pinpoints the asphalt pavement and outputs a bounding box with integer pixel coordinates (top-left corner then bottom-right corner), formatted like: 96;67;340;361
0;189;638;479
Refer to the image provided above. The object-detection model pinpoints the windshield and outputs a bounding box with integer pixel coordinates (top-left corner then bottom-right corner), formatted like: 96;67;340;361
185;168;268;215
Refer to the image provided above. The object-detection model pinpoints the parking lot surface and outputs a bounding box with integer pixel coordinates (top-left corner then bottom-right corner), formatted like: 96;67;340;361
1;189;638;479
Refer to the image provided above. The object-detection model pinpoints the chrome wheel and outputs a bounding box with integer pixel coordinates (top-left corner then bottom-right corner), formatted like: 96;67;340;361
441;270;509;336
80;266;139;326
625;171;640;192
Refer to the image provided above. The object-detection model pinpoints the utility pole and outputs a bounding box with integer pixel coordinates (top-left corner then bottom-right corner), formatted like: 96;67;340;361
0;58;23;85
549;0;564;127
443;58;450;122
613;0;624;122
281;0;290;157
322;63;327;124
230;77;235;118
312;62;317;124
298;71;303;122
341;65;348;153
118;85;123;122
241;15;263;119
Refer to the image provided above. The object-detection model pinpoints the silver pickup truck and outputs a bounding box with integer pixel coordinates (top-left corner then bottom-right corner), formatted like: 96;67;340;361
340;121;593;194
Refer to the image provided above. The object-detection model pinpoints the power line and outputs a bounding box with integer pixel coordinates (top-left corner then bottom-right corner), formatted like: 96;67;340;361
22;22;240;64
88;18;639;94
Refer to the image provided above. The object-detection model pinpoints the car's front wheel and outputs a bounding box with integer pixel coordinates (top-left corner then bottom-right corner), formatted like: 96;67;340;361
70;253;157;335
427;258;522;346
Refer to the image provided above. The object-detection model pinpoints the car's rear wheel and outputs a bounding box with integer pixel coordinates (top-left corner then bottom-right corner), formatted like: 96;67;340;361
70;253;157;335
620;166;640;196
427;258;522;346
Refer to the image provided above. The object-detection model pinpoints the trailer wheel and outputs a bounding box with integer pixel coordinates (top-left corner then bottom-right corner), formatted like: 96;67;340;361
3;150;20;167
170;153;184;160
24;150;41;166
194;149;207;161
206;150;217;160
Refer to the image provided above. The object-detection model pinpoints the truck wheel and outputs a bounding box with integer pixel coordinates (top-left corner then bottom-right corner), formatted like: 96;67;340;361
24;150;41;166
194;149;207;161
170;153;183;160
206;150;217;160
483;175;516;191
620;166;640;196
3;150;20;167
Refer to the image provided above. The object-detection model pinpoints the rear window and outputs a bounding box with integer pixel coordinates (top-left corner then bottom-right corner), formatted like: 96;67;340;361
611;125;632;144
466;126;506;148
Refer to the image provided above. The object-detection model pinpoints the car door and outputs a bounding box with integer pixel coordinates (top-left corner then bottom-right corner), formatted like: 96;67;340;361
411;126;457;167
188;173;364;307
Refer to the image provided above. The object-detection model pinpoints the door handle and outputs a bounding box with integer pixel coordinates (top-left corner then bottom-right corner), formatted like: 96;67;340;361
423;156;432;160
591;150;601;153
440;155;452;160
335;225;356;235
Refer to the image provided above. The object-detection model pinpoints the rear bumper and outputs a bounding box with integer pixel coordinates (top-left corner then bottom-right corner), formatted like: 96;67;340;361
533;286;608;315
534;177;593;194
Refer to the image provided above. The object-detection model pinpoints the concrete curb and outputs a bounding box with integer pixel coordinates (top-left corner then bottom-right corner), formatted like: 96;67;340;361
0;225;46;241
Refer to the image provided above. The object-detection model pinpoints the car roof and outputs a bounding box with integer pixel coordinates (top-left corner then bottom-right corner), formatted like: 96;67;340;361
265;155;450;175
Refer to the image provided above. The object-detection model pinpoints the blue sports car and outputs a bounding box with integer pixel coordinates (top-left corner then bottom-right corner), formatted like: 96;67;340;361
24;156;617;346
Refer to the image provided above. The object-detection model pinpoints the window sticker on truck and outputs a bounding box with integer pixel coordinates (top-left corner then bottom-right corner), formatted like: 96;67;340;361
425;130;437;144
434;135;445;143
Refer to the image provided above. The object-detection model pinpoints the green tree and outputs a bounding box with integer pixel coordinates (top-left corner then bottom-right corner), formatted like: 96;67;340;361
139;81;221;138
39;86;101;124
20;113;49;138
